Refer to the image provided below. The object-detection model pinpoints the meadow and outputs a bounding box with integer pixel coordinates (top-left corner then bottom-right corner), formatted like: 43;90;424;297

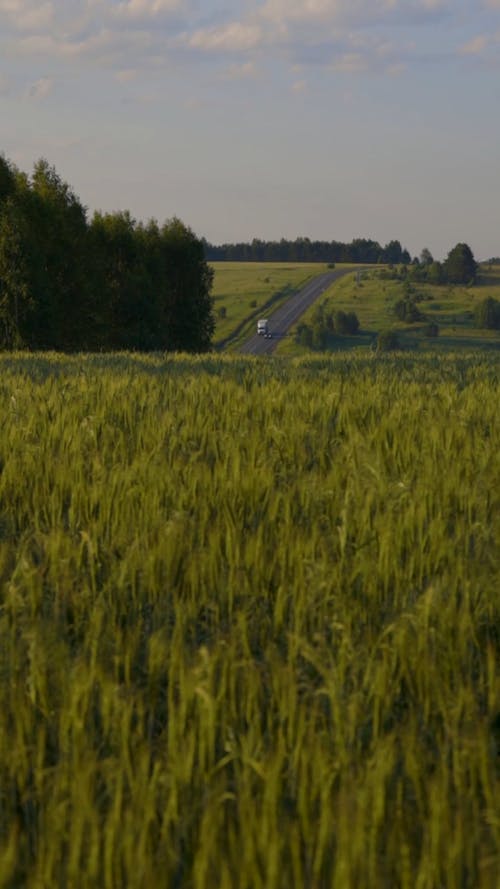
277;263;500;355
0;350;499;888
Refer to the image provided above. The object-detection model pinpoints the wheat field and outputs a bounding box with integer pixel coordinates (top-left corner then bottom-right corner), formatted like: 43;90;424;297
0;351;498;888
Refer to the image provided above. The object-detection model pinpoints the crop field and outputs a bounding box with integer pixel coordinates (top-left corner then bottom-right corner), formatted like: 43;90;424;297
0;351;499;888
277;263;500;355
210;262;331;345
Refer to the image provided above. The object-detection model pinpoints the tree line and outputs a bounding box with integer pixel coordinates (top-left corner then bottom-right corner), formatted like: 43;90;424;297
203;236;411;265
0;154;214;351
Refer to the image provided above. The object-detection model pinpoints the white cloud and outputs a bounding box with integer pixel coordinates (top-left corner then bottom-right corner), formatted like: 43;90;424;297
187;22;263;53
460;34;489;54
112;0;185;20
225;61;258;79
26;76;53;98
0;0;54;29
259;0;449;26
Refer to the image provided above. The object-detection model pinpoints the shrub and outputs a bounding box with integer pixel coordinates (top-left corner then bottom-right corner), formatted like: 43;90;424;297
334;310;360;335
377;330;400;352
394;299;424;323
423;322;439;337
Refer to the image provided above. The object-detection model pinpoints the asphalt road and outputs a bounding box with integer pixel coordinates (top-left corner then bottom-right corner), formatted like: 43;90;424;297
239;267;358;355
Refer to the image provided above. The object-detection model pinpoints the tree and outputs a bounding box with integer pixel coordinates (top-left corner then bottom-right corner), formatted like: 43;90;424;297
419;247;433;266
0;198;32;347
158;218;214;352
28;159;92;349
444;243;478;285
0;154;16;205
475;297;500;330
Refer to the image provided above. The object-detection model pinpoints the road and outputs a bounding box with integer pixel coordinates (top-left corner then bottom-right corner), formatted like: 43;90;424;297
239;267;358;355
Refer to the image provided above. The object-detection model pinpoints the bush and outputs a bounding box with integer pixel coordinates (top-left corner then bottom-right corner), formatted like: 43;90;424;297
394;298;424;323
423;322;439;337
334;310;360;335
295;323;313;348
377;330;400;352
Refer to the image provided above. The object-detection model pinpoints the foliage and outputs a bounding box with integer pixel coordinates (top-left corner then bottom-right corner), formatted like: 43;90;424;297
475;296;500;330
393;298;425;323
204;235;411;264
0;352;498;888
0;154;214;352
377;329;401;351
444;242;478;285
333;309;360;334
423;321;440;337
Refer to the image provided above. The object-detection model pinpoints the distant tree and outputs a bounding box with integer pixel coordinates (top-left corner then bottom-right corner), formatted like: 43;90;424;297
474;297;500;330
426;261;444;285
420;247;433;266
443;243;478;285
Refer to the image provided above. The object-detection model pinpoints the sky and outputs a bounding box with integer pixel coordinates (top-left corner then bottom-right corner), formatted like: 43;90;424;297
1;0;500;260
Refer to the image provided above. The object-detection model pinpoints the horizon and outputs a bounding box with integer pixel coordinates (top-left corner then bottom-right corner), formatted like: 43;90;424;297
2;1;500;262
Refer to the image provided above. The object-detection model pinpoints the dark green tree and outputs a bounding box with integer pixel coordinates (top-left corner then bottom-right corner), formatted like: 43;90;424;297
0;198;32;347
158;218;214;351
474;297;500;330
443;243;478;284
29;159;92;349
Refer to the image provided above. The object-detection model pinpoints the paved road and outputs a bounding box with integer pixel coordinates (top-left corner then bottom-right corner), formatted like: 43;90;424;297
239;267;358;355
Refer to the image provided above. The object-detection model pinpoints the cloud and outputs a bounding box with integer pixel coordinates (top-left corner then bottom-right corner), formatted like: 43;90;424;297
259;0;450;26
0;0;54;30
111;0;185;21
225;61;258;79
0;0;484;83
460;34;489;54
186;22;263;53
26;76;53;98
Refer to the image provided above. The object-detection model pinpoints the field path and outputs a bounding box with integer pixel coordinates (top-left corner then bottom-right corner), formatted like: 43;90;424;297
239;267;358;354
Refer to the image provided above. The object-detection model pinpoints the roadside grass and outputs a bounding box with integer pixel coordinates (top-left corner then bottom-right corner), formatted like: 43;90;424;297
278;263;500;355
0;350;499;888
210;262;329;346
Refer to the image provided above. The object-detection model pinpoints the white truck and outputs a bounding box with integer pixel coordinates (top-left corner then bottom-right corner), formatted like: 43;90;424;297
257;318;271;338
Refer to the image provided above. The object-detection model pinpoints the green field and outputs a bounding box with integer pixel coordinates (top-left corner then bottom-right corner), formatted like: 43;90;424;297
210;262;331;345
0;351;499;888
277;263;500;355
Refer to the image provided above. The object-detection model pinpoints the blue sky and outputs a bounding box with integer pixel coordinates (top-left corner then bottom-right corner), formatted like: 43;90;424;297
1;0;500;259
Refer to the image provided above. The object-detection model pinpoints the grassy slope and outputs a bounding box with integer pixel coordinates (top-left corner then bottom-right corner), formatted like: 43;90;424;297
277;262;500;355
0;351;499;888
210;262;330;346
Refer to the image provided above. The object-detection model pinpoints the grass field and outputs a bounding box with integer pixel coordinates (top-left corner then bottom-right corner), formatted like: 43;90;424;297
0;350;499;888
277;263;500;355
210;262;331;345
